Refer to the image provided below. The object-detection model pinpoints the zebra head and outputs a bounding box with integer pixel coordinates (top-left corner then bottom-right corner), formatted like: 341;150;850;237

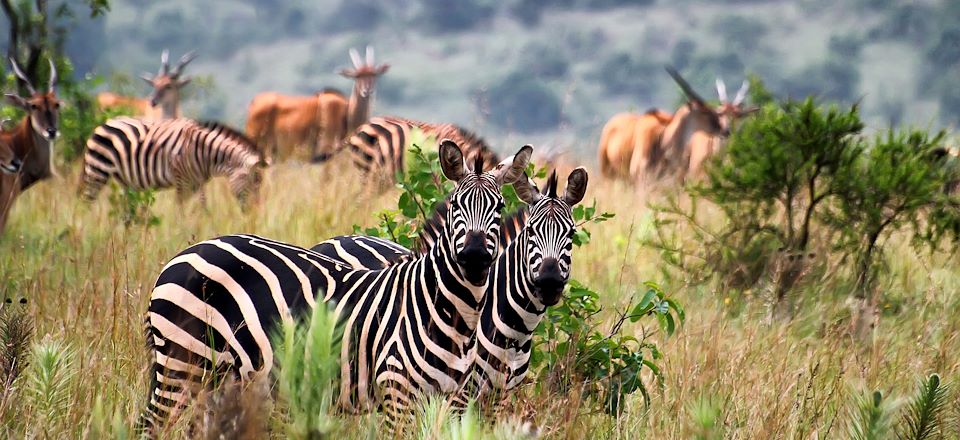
439;139;532;286
512;167;589;306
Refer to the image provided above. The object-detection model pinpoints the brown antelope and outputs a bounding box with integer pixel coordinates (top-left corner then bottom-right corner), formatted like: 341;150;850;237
632;67;756;186
0;135;23;234
245;46;389;162
597;108;673;180
95;49;196;120
1;58;60;233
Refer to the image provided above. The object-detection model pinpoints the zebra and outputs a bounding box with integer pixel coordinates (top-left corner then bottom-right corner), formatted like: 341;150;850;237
311;168;589;413
140;140;532;435
79;117;268;207
347;116;500;184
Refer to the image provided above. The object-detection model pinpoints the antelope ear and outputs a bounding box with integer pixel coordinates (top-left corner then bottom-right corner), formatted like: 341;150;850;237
739;106;760;116
177;77;192;87
140;73;155;84
492;145;533;185
439;139;467;182
3;94;28;109
376;64;391;75
339;68;356;78
563;167;589;206
513;175;542;205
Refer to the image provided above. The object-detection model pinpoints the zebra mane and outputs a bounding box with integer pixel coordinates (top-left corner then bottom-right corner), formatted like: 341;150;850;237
197;120;261;153
544;171;559;198
455;125;500;167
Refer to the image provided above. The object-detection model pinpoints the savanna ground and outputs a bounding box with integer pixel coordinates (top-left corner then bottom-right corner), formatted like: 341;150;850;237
1;150;958;439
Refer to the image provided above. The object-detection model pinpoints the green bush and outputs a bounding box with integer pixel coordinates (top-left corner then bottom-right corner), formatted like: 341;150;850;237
650;95;960;317
107;185;160;228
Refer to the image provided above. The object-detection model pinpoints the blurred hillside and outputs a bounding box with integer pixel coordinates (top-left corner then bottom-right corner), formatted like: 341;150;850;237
27;0;960;157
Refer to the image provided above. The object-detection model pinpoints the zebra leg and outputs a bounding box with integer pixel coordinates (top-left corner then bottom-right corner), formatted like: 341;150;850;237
77;164;110;202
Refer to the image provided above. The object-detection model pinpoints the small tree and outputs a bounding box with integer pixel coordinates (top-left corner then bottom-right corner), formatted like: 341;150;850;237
651;98;864;301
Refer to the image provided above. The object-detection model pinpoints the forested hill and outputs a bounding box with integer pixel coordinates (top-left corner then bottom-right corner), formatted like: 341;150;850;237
17;0;960;154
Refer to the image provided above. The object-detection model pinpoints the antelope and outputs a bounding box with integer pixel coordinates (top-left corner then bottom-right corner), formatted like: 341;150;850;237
95;49;197;120
0;58;60;233
598;108;673;180
632;67;756;186
245;46;389;162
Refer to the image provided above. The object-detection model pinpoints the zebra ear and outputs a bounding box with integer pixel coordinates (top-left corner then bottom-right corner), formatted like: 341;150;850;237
513;176;542;205
492;145;533;186
439;139;467;182
563;167;589;206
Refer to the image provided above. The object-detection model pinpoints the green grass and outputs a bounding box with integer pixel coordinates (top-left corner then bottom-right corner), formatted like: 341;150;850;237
1;156;959;438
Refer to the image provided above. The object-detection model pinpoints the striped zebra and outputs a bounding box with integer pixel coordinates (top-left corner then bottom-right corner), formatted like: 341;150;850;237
79;117;267;206
312;168;589;411
140;140;532;435
347;116;500;184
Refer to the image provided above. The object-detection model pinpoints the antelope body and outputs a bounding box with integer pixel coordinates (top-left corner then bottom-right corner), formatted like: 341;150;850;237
632;67;756;186
0;58;60;233
245;46;388;162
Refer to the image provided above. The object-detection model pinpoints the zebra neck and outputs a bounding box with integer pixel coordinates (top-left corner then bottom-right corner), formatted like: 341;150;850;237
424;231;486;330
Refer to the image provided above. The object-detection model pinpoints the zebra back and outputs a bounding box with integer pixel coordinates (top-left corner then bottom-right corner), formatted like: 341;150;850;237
80;117;266;205
347;116;500;183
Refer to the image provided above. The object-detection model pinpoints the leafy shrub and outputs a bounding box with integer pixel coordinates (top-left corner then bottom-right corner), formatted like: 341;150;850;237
108;185;160;228
531;279;683;415
824;129;950;294
651;94;960;322
649;98;863;299
485;72;563;132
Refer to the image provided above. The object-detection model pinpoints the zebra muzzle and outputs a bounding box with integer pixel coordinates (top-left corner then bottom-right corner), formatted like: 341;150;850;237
533;259;566;306
457;231;493;286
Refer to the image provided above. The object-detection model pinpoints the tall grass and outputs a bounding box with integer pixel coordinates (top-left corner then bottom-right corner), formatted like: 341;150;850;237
0;156;958;438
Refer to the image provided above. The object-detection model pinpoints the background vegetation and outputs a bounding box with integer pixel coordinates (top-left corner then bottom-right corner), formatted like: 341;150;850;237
5;0;957;155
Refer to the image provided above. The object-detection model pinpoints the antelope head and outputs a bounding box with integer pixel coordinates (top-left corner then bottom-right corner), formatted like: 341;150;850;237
141;49;197;107
715;77;759;133
4;58;61;141
339;45;390;98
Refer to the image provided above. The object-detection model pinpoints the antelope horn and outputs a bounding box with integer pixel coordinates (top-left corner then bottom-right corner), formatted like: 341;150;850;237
366;45;374;66
159;49;170;76
665;66;706;105
733;79;750;106
48;58;57;93
9;58;36;95
349;48;362;69
716;78;727;102
171;50;197;77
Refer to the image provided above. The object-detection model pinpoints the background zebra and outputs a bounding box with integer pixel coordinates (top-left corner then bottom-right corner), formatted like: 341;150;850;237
347;116;500;185
140;141;532;435
311;168;589;413
79;117;268;206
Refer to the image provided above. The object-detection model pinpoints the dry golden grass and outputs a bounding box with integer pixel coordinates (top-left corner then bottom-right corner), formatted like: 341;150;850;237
1;155;958;438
